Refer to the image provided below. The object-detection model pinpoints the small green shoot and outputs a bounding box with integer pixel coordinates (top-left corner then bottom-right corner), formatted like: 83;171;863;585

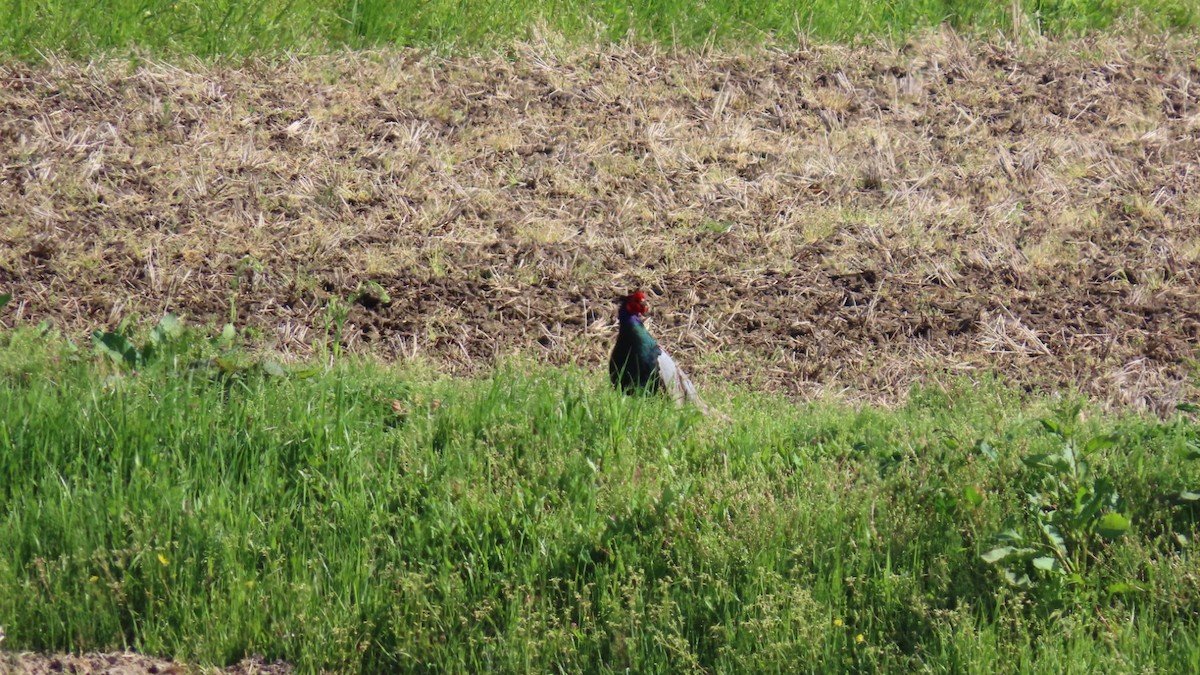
321;297;351;358
352;280;391;309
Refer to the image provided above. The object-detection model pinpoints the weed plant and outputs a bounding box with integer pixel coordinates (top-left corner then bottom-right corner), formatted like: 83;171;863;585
1;323;1199;671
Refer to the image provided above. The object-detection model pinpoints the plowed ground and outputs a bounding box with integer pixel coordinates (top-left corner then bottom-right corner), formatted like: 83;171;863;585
2;31;1199;413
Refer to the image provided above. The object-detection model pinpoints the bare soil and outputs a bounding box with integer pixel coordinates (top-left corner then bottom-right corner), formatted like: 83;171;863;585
2;31;1199;413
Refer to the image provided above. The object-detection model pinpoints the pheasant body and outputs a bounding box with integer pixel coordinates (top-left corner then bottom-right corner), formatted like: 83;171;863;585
609;291;711;413
609;307;663;394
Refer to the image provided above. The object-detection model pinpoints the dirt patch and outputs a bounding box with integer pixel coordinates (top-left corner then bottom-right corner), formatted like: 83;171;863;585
1;31;1198;412
0;651;290;674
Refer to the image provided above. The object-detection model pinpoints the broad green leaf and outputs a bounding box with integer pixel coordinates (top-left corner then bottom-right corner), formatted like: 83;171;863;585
982;546;1036;564
1022;453;1055;469
1096;513;1131;539
1073;484;1089;512
995;529;1024;543
1040;419;1063;436
0;292;10;311
1032;556;1057;572
1076;479;1115;527
975;439;998;461
981;546;1015;563
150;313;184;345
1061;442;1077;474
1084;434;1119;454
962;485;984;508
1107;582;1140;595
221;323;237;343
92;331;139;367
261;361;288;378
1178;491;1200;502
290;366;320;379
1177;402;1200;413
1002;568;1033;588
1040;522;1066;556
1183;442;1200;461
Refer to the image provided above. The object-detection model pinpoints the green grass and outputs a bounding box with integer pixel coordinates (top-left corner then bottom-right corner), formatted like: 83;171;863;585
1;324;1199;672
1;0;1197;60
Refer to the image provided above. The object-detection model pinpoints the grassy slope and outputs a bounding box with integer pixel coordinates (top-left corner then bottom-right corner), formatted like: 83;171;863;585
1;0;1197;59
1;327;1198;672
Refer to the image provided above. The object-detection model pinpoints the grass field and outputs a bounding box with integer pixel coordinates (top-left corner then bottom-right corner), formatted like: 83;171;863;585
1;323;1198;672
1;0;1197;59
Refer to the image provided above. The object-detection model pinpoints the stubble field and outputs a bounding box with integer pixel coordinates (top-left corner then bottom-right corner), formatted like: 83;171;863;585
2;31;1199;413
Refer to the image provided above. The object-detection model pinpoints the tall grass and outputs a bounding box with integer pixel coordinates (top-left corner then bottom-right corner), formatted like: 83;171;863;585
1;0;1196;59
1;326;1198;671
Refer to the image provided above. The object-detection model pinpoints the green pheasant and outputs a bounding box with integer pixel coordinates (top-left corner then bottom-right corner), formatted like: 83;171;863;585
609;290;711;413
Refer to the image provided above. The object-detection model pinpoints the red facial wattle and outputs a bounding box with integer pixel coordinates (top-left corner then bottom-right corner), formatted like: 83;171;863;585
624;291;648;316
